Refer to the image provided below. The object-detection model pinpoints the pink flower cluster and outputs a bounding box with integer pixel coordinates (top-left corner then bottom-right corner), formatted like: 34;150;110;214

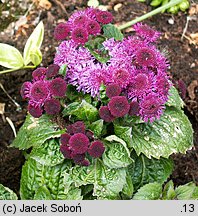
20;65;67;118
54;8;171;123
60;121;105;166
54;8;113;45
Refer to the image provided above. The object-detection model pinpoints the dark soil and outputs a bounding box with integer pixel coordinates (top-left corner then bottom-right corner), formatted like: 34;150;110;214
0;0;197;196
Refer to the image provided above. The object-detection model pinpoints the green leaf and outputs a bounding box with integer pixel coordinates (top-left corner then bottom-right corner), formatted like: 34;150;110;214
34;186;53;200
30;139;64;166
88;119;103;138
0;43;24;69
175;182;198;200
166;86;184;108
129;153;173;191
59;64;67;76
133;182;162;200
11;114;65;150
121;171;134;199
0;184;18;200
114;124;133;148
20;158;74;200
131;107;193;159
103;135;133;169
162;180;176;200
70;159;127;199
103;24;124;41
63;100;98;122
30;47;42;66
23;21;44;66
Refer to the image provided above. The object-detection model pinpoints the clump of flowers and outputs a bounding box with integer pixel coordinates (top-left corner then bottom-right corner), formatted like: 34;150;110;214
21;65;67;118
60;121;105;166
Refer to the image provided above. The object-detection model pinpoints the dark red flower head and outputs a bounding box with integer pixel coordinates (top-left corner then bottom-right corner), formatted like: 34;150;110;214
86;20;101;35
72;121;86;134
88;140;105;158
108;96;130;117
44;98;61;115
80;159;90;166
60;145;72;159
28;103;43;118
136;47;156;67
49;77;67;97
32;67;47;81
30;81;49;102
99;106;115;122
54;23;71;41
128;101;140;116
96;11;113;24
66;124;74;135
177;79;186;99
106;83;122;98
20;81;32;99
71;27;89;45
69;133;90;154
73;15;88;26
60;133;71;145
46;64;60;79
86;130;94;141
71;153;85;164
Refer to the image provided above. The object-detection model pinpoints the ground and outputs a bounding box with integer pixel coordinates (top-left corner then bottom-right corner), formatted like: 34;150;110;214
0;0;197;196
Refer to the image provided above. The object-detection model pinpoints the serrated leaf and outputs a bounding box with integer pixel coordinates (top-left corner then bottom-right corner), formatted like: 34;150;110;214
88;119;103;138
30;139;64;166
175;182;198;200
162;180;176;200
133;182;162;200
129;153;173;191
103;24;124;41
131;107;193;159
103;135;133;169
0;184;18;200
121;171;134;199
23;21;44;65
166;86;184;108
34;186;53;200
11;114;65;150
0;43;24;69
114;124;133;148
70;159;126;199
63;100;98;122
20;158;74;200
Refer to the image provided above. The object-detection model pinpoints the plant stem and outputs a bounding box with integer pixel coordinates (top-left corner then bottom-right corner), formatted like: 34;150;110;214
0;65;36;75
118;0;183;30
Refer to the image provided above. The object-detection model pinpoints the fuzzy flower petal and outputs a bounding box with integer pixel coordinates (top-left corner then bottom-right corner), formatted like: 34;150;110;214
46;64;60;79
49;77;67;97
54;23;71;41
88;140;105;158
44;98;61;115
28;103;43;118
69;133;89;154
99;106;115;122
20;81;32;99
71;27;89;45
106;83;122;98
96;11;113;24
60;133;71;145
32;67;47;81
86;20;101;35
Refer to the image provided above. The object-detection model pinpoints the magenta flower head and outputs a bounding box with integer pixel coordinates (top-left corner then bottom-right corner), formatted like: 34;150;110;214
86;20;101;35
128;101;140;116
99;106;115;122
88;141;105;158
46;64;60;79
66;124;74;135
139;93;164;123
32;67;47;81
69;133;90;154
60;133;71;145
73;15;88;26
106;83;122;98
108;96;130;117
49;77;67;97
111;68;131;88
71;27;89;45
20;81;32;99
54;23;71;41
28;103;43;118
135;47;156;67
96;11;113;24
60;145;72;159
133;23;161;43
30;81;49;102
44;98;61;115
71;153;85;164
72;121;86;134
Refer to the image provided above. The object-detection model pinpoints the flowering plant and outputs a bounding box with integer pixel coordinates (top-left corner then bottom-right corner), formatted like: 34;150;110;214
10;8;194;200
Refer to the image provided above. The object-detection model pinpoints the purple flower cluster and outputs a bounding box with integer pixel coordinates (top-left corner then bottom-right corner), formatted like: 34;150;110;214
60;121;105;166
20;65;67;118
54;8;113;45
54;8;171;122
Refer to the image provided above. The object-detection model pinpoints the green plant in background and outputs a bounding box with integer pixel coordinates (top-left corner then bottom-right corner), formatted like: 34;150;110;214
0;21;44;74
138;0;190;14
